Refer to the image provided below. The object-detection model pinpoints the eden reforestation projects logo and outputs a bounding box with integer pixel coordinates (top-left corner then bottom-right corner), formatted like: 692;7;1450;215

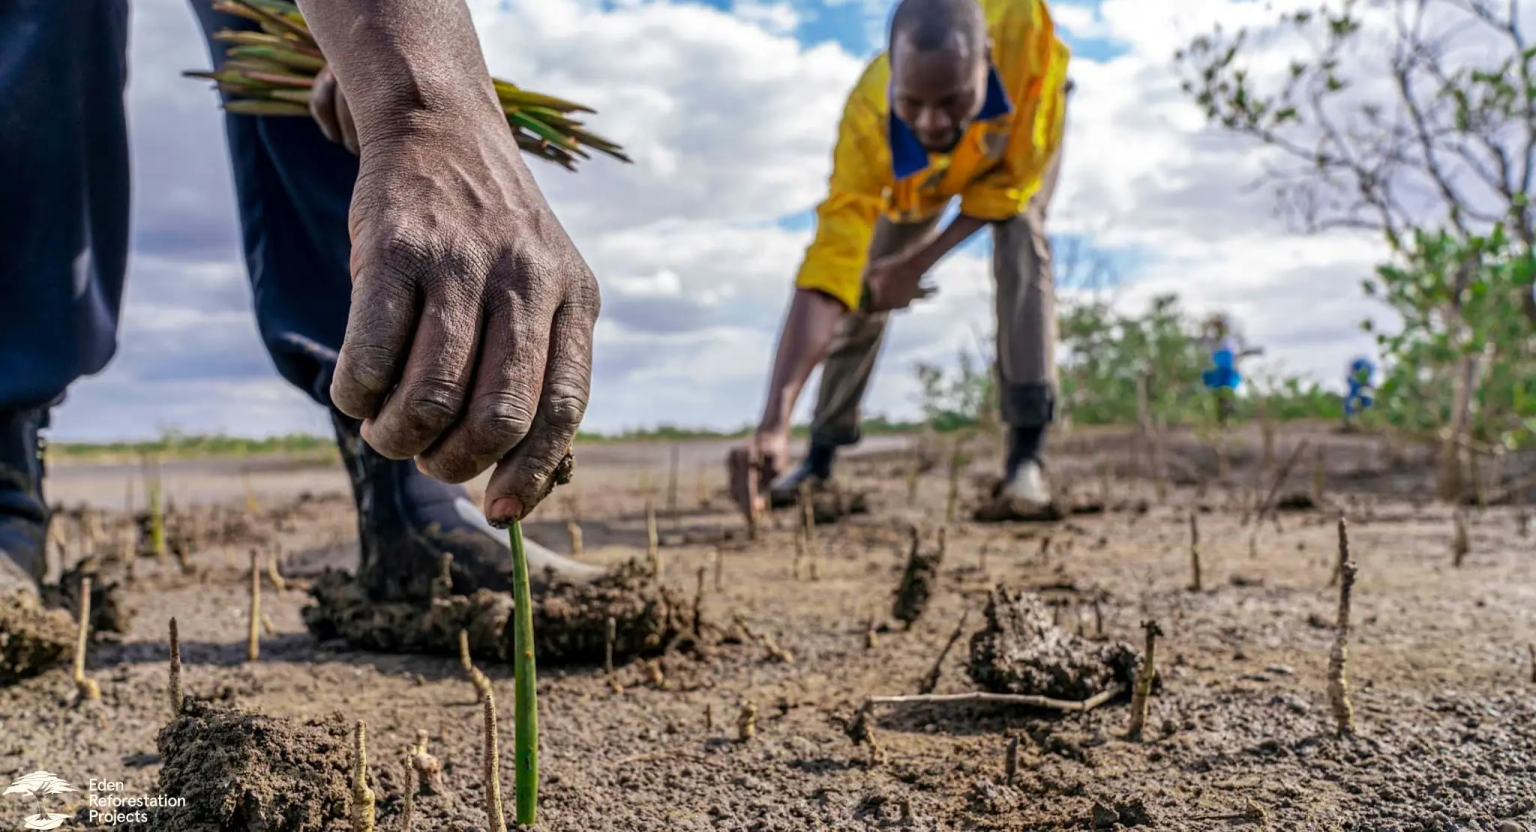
2;771;186;829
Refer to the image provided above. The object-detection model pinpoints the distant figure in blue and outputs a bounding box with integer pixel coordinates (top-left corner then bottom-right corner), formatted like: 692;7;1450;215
1343;357;1376;431
1199;315;1262;426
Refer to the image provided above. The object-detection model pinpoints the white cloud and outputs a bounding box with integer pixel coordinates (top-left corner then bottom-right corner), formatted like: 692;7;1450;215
48;0;1456;443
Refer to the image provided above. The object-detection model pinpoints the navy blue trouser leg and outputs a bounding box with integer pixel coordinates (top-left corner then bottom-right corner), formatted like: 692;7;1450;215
0;0;131;412
190;2;358;408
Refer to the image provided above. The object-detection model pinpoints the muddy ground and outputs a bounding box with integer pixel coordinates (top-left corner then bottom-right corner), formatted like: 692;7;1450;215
1;423;1533;831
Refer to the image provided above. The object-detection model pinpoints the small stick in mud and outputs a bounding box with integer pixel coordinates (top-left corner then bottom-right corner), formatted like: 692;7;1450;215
946;434;965;522
1528;644;1535;684
482;689;508;832
265;551;286;592
644;659;666;689
917;608;970;695
1004;735;1019;786
121;524;136;587
792;522;806;581
1125;620;1163;740
864;611;879;651
1188;512;1203;592
460;629;490;700
667;443;681;520
1329;518;1358;736
1452;508;1470;568
410;729;443;796
1518;510;1530;538
73;576;100;702
1092;595;1104;639
737;700;757;742
605;616;621;694
168;617;183;715
432;553;454;601
704;701;715;731
247;549;261;663
645;498;661;578
905;452;921;507
978;542;989;574
693;566;707;637
713;543;724;593
351;720;376;832
566;520;583;558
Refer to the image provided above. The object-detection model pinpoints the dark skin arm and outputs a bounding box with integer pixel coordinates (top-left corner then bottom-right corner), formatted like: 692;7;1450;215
294;0;601;524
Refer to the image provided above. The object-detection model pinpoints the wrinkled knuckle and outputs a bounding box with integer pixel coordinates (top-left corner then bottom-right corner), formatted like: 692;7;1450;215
416;450;477;485
339;345;397;393
398;379;464;430
467;393;537;451
542;385;588;429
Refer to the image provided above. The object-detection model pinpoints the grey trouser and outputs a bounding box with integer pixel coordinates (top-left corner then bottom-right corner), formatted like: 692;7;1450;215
808;136;1065;448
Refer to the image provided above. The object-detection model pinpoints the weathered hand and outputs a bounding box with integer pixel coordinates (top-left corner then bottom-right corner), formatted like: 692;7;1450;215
308;66;358;155
727;427;788;521
332;109;600;525
863;253;933;312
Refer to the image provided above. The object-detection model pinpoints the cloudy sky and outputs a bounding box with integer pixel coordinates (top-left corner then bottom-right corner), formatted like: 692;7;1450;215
50;0;1394;442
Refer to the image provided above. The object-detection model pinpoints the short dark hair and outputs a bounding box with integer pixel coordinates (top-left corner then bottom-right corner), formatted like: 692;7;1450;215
888;0;987;62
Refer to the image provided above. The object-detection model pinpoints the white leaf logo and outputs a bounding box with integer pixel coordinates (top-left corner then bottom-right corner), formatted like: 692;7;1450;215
23;814;72;831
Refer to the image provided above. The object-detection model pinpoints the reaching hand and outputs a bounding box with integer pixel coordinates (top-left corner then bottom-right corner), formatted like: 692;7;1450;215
308;65;359;155
331;107;600;525
862;253;934;312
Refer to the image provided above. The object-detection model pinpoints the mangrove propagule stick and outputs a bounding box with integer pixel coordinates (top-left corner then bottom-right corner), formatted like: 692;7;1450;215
693;566;707;637
737;701;757;742
265;552;286;592
667;443;680;519
1004;735;1019;786
482;689;507;832
507;521;539;826
1329;518;1358;736
168;617;183;715
566;520;583;558
946;434;964;522
713;544;724;593
73;576;100;702
1452;508;1470;568
645;499;661;578
1188;512;1203;592
351;720;375;832
1125;621;1162;740
799;481;821;581
247;550;260;663
146;455;167;562
917;609;970;695
864;685;1125;715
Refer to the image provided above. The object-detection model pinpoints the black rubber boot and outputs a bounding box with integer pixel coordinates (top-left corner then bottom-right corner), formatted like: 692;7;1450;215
0;408;50;592
331;411;602;603
767;440;836;506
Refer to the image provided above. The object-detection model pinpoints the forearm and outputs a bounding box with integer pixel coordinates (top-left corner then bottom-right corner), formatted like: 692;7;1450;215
293;0;504;141
758;289;846;432
905;214;989;271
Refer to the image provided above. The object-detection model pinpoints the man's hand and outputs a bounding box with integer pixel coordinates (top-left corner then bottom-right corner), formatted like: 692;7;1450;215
309;66;358;155
727;426;789;520
332;108;600;525
862;252;934;312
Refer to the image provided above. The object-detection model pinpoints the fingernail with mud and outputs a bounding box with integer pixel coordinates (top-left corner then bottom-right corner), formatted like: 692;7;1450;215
487;498;522;527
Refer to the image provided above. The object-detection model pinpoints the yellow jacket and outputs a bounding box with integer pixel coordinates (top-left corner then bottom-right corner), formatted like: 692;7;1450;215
795;0;1070;312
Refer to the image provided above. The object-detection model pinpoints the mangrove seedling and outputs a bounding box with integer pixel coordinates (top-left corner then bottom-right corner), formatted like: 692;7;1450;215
266;552;286;592
1125;620;1163;740
73;576;100;702
351;720;375;832
460;629;490;701
566;520;583;558
737;700;757;742
410;729;443;796
507;521;540;826
645;499;661;578
483;688;507;832
1452;508;1470;568
247;549;261;663
1188;512;1203;592
1329;518;1358;736
168;617;183;715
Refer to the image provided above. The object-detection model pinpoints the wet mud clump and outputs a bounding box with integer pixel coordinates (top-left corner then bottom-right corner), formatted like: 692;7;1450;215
303;560;690;665
967;585;1140;700
892;526;945;629
41;558;133;636
0;590;74;686
147;699;374;831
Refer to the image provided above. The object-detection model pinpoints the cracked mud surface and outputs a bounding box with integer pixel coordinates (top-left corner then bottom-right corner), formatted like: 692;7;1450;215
1;424;1533;830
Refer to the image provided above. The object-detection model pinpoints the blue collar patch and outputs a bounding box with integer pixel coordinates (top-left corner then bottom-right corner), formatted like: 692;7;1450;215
889;65;1013;181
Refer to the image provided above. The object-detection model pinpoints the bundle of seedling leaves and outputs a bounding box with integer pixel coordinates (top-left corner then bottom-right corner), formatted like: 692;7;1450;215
186;0;630;171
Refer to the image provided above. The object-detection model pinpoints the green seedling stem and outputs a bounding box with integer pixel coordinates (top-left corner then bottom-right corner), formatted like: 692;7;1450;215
508;521;539;826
